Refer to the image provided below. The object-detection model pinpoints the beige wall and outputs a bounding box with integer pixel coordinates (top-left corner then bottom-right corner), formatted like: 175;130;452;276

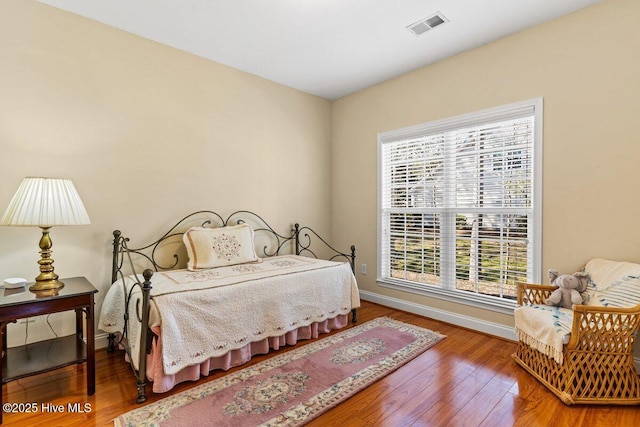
0;1;332;345
331;0;640;330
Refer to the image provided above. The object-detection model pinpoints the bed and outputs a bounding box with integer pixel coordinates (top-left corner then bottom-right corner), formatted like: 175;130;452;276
99;210;359;403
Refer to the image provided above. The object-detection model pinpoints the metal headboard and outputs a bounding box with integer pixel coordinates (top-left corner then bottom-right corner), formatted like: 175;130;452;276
111;210;302;284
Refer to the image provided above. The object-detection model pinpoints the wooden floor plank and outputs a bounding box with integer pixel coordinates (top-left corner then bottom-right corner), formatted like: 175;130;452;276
3;300;639;426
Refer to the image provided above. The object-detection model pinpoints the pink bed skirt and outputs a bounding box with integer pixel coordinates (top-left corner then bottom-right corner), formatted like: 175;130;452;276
145;314;349;393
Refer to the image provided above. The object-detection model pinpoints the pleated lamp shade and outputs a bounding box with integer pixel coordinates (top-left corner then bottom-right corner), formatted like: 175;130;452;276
1;177;90;291
1;177;90;227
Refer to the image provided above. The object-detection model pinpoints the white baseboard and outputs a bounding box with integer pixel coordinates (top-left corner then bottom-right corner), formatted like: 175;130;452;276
96;332;110;350
359;290;640;372
359;290;517;341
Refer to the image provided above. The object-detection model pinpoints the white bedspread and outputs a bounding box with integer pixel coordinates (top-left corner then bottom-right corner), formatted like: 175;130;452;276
99;255;359;375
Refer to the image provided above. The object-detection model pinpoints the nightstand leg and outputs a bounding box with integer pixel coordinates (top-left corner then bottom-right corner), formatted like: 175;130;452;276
75;309;83;340
1;321;7;424
86;295;95;395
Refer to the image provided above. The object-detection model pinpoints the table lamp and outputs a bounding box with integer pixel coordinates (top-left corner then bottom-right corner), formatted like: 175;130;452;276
1;177;90;291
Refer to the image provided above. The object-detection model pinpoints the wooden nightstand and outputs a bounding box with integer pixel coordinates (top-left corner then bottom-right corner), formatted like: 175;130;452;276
0;277;97;424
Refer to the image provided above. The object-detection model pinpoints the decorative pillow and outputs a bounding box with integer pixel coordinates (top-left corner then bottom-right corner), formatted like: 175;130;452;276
584;258;640;292
590;275;640;308
583;259;640;306
183;224;260;271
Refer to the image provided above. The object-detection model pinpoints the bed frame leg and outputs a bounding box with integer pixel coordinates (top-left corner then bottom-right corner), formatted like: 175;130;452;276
136;381;147;404
135;269;153;405
351;309;357;323
107;333;116;352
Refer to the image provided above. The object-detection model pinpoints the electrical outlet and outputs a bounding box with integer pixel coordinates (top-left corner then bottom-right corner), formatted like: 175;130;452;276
361;264;367;275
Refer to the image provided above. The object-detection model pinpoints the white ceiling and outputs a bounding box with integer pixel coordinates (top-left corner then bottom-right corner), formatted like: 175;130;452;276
39;0;602;100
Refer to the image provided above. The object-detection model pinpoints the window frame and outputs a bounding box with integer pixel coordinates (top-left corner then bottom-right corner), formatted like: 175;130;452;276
377;98;543;314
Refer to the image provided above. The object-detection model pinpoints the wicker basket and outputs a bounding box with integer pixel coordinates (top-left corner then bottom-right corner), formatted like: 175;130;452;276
512;282;640;405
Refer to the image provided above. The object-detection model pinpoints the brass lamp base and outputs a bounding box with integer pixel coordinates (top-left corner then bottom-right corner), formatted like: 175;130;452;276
29;278;65;292
30;226;66;292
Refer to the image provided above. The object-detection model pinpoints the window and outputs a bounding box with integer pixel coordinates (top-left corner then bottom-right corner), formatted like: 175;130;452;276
377;98;542;312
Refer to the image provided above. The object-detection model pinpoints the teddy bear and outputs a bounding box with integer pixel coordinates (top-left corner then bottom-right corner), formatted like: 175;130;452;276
544;269;591;309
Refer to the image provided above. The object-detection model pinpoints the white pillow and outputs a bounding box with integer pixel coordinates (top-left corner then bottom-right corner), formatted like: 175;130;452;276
585;258;640;292
183;224;260;271
583;258;640;307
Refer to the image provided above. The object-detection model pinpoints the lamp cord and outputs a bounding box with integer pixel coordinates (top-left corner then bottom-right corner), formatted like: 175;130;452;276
23;315;59;345
46;315;59;338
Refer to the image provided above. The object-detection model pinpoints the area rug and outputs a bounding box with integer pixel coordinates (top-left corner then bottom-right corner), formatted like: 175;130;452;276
114;317;445;427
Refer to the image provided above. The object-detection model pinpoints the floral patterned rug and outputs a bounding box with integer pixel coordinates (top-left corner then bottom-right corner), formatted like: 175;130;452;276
114;317;445;427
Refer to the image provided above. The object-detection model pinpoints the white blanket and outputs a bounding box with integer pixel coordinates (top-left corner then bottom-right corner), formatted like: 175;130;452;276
99;255;359;375
514;304;573;364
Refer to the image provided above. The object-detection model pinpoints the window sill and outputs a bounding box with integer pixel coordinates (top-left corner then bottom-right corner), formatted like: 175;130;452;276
377;277;516;315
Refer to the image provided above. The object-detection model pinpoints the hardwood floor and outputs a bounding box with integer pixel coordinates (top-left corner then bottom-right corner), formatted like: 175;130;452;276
3;301;639;426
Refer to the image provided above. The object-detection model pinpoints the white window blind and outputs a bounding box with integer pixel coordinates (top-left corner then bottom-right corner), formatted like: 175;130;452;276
378;99;542;310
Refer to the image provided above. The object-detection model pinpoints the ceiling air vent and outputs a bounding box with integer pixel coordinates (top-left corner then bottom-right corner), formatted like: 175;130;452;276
406;12;448;37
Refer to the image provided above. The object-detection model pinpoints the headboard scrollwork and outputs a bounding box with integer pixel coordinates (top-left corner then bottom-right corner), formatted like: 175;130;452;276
293;224;356;273
111;210;356;286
